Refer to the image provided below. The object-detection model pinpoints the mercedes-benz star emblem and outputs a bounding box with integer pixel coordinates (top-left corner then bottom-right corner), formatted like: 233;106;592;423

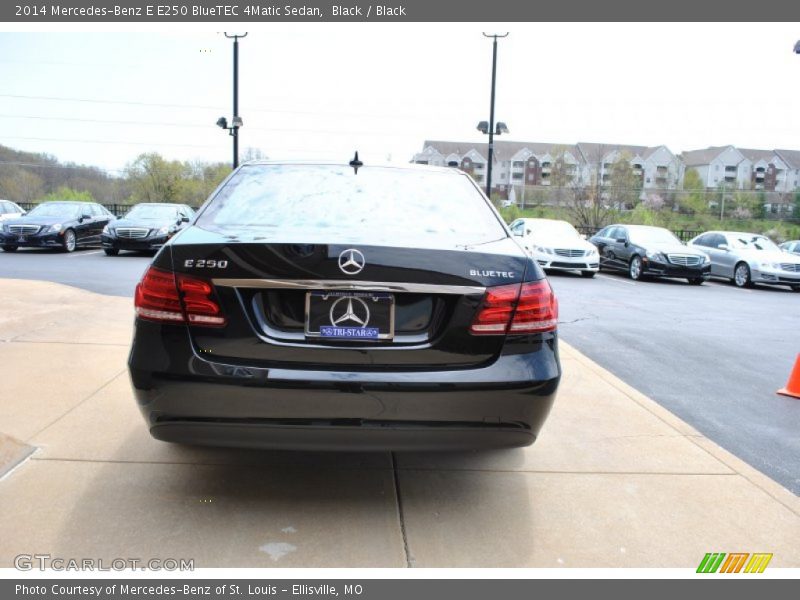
338;248;365;275
329;296;371;327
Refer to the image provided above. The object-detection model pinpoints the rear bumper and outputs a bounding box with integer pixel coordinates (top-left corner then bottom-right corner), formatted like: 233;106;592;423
129;322;561;451
150;421;534;451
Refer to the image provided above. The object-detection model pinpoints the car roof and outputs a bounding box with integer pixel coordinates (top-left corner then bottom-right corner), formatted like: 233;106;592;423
711;231;769;238
518;218;568;224
39;200;94;204
608;224;670;232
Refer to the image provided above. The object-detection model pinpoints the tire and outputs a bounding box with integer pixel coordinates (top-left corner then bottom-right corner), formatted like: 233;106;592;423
61;229;77;253
688;278;704;285
733;262;752;288
629;255;644;281
2;245;18;252
104;248;119;256
792;286;800;293
581;271;596;279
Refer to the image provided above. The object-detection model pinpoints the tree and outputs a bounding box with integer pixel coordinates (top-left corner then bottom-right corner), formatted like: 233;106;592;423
563;145;618;230
607;151;642;209
125;153;187;203
241;147;267;162
0;170;44;202
679;168;707;215
548;146;577;206
38;186;94;202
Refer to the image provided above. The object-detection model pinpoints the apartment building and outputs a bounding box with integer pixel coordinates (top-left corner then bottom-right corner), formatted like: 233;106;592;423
414;141;799;214
575;143;683;190
413;140;683;196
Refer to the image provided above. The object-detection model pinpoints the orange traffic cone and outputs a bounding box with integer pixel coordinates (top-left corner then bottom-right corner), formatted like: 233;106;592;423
777;354;800;399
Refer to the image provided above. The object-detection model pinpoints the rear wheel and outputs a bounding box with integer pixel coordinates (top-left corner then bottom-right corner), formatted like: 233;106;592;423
792;286;800;293
629;256;644;281
580;271;596;279
688;277;704;285
733;262;752;288
104;248;119;256
61;229;76;253
2;245;18;252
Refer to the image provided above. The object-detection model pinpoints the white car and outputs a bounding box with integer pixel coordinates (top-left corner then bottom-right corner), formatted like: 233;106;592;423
509;217;600;278
0;200;25;222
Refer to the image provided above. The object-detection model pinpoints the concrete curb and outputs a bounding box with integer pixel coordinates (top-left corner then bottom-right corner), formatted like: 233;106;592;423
562;341;800;515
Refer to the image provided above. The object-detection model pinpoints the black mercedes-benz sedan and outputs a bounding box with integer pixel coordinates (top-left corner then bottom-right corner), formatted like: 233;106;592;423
102;202;195;255
1;201;115;252
128;160;561;451
590;224;711;284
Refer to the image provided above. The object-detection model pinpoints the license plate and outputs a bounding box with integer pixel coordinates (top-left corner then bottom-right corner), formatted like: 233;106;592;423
305;291;394;341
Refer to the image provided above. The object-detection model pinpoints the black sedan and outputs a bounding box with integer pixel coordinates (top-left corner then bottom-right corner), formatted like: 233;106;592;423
129;160;561;451
101;203;195;255
1;201;114;252
590;224;711;284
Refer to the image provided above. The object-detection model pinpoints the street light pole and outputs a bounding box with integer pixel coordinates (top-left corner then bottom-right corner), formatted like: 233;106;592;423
224;32;247;169
483;33;508;198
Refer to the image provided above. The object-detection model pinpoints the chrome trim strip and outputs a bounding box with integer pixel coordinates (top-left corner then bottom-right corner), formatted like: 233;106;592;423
212;278;486;295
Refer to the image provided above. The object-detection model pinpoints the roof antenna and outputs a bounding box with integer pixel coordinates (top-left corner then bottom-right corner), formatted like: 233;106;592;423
349;151;363;174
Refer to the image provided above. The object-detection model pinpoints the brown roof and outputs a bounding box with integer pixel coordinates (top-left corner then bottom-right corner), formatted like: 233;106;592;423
738;148;777;163
680;146;731;166
576;142;651;163
775;149;800;169
422;140;580;163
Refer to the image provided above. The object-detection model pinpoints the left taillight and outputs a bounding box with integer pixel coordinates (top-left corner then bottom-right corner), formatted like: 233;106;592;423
469;280;558;335
134;266;226;327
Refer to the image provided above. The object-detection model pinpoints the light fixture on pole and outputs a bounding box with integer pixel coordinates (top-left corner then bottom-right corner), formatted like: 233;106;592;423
477;32;509;198
217;32;247;169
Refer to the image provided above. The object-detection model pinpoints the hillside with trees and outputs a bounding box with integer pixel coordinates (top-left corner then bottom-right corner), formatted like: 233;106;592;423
0;143;236;206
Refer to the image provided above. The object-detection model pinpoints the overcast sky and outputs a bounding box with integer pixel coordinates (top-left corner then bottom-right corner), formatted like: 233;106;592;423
0;23;799;173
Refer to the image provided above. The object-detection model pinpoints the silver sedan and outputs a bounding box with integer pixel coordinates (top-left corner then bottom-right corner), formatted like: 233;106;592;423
688;231;800;292
780;240;800;257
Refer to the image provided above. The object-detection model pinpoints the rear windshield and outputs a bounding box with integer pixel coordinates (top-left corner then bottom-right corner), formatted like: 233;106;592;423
195;164;507;245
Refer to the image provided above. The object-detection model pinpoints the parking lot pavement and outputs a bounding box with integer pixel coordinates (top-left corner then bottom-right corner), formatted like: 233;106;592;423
1;279;799;567
549;270;800;495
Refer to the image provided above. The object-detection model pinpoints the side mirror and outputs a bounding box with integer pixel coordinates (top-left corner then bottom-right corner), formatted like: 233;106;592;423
718;243;729;251
616;237;627;244
581;234;587;240
181;216;190;223
81;213;91;221
512;229;523;237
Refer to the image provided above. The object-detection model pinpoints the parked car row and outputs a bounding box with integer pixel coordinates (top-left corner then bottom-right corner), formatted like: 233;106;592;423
510;217;800;292
0;201;194;254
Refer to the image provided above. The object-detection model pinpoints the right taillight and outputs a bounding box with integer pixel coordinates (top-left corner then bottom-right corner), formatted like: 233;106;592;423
135;266;226;327
469;280;558;335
